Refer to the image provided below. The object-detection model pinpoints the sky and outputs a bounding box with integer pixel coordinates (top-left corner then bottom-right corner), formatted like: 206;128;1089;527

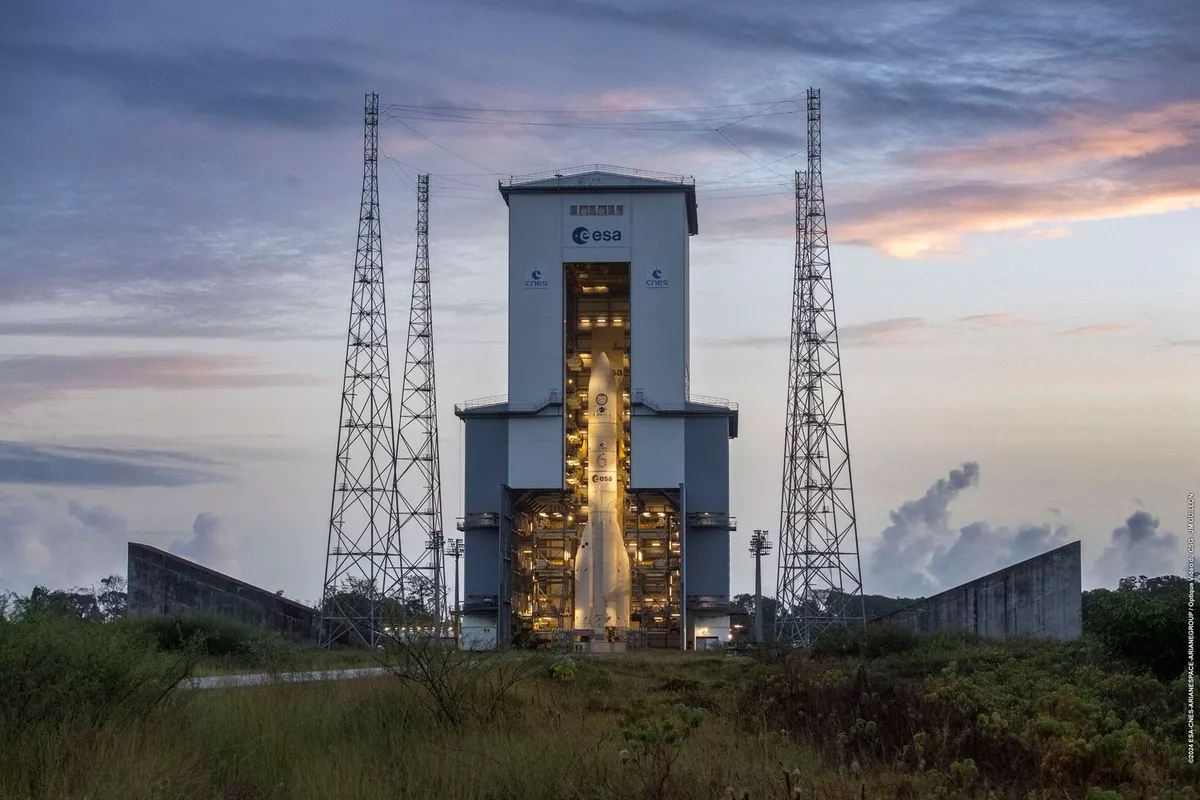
1;0;1197;603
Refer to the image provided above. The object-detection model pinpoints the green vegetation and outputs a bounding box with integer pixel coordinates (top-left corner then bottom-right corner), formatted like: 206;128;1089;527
0;574;1193;798
1083;575;1194;681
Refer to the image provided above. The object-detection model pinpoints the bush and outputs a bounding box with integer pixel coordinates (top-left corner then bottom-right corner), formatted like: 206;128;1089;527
378;636;544;728
0;614;198;740
737;634;1196;796
810;623;919;659
124;613;296;670
1084;576;1193;680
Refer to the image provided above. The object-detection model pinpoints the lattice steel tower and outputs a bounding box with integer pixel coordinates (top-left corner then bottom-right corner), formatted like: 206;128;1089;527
395;174;448;628
321;93;403;647
775;88;865;647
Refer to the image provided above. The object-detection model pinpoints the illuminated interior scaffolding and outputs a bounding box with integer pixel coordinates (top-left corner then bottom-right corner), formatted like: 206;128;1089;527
499;263;685;646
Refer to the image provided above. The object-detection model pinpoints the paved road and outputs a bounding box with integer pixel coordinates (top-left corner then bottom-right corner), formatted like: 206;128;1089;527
183;666;391;690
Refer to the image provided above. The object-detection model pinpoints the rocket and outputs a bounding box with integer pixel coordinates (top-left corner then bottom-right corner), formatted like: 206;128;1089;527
573;350;630;633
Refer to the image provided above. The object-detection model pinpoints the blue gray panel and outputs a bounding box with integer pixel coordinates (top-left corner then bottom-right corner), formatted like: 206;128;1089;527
683;416;731;599
463;418;508;602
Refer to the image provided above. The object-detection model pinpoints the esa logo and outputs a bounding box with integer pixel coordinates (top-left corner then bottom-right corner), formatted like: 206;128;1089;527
646;268;669;288
524;269;548;288
591;474;614;483
572;226;622;245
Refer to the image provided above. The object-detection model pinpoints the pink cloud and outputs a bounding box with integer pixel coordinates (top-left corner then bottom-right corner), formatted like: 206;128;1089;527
838;101;1200;258
958;313;1025;327
0;352;323;408
1023;227;1072;240
1052;323;1134;337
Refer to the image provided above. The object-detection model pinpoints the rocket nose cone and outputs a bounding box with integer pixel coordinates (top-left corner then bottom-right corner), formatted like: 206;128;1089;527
594;351;613;377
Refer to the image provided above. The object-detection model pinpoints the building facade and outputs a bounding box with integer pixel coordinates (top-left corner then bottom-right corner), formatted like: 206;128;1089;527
455;166;737;650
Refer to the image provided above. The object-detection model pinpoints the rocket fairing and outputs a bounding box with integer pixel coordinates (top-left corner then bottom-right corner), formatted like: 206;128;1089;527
573;350;630;633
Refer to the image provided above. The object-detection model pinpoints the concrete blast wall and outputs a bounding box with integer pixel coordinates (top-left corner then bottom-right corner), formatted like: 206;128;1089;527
127;542;318;643
871;540;1082;640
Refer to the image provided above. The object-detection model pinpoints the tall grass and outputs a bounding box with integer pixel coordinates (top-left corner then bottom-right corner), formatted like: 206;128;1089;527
0;613;197;741
2;624;1196;799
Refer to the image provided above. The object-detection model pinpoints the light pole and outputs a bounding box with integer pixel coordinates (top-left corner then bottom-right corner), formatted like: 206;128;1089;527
427;532;444;635
446;538;464;641
749;530;773;644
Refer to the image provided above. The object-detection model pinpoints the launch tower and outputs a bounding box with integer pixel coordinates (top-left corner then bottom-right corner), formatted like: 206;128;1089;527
455;166;738;651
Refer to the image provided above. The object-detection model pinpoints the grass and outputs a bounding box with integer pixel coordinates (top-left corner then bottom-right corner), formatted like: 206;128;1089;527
192;646;382;676
1;620;1196;800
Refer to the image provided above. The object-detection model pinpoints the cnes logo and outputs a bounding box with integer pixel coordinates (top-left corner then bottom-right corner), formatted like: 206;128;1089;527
572;226;622;245
525;269;548;288
646;268;669;288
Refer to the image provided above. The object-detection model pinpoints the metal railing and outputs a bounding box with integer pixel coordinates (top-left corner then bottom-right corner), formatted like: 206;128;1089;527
630;390;738;413
454;391;562;416
501;164;695;188
456;513;500;530
686;512;737;530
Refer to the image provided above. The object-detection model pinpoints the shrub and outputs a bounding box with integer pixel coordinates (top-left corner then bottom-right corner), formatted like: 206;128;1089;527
378;636;544;728
123;613;296;670
737;634;1195;796
549;657;579;683
617;701;705;800
810;623;919;659
0;614;198;740
1084;577;1193;680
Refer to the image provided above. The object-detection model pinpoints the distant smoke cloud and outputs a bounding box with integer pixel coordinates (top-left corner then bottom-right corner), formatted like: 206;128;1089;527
866;462;1074;596
930;520;1069;586
0;493;129;590
169;512;238;573
867;464;1184;596
868;462;980;595
1091;510;1180;587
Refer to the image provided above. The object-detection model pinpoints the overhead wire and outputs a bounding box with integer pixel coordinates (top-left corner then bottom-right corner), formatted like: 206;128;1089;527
381;111;501;175
378;94;807;204
380;99;787;115
382;108;799;132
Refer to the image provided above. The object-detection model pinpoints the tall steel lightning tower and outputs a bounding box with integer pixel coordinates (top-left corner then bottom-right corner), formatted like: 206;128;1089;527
395;174;448;628
775;88;865;647
321;93;403;647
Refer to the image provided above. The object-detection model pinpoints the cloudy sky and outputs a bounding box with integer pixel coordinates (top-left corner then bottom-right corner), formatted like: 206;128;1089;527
1;0;1196;602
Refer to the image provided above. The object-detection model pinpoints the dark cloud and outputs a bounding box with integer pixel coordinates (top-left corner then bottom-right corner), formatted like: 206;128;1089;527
0;441;225;487
0;0;1197;342
1092;510;1180;587
451;0;880;60
4;41;365;129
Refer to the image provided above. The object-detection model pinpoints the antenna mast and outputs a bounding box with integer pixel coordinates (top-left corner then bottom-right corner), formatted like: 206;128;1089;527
396;174;448;630
775;88;865;647
321;92;403;647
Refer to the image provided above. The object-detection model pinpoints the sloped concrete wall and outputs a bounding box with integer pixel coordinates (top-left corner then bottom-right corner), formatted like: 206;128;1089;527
128;542;318;643
871;540;1082;640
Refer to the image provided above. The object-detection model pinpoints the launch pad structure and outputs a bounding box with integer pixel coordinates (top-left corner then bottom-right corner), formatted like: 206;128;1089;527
455;167;739;651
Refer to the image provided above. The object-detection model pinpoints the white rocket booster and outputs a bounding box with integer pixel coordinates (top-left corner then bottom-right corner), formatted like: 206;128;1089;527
573;351;630;633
